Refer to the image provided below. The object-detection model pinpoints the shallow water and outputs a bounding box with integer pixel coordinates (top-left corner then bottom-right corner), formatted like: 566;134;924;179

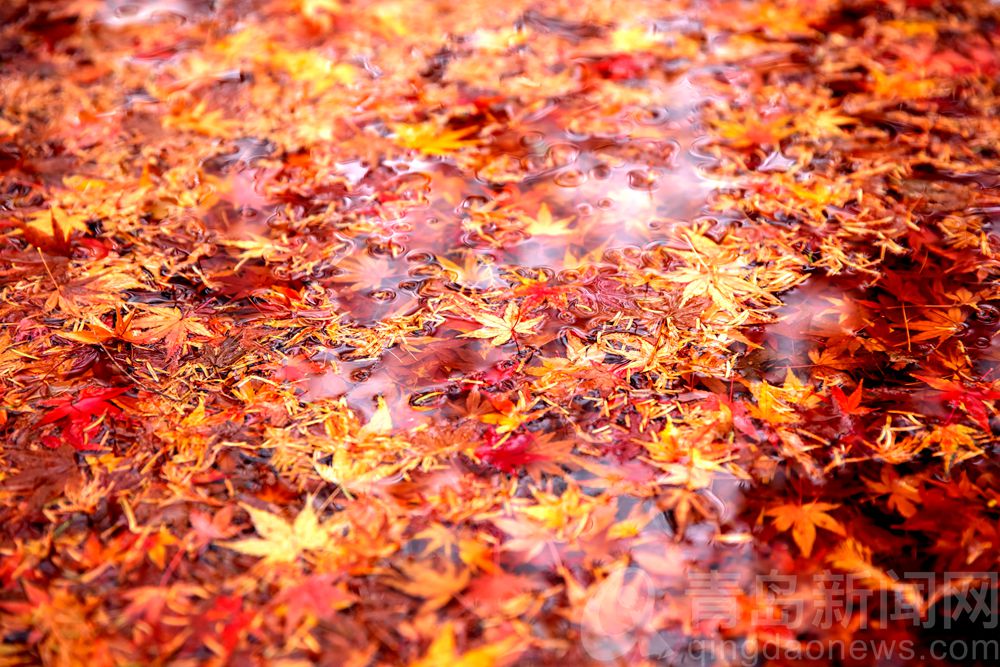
1;0;999;665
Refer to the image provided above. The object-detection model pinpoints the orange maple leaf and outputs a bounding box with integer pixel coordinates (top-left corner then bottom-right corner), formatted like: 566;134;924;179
766;501;845;557
130;306;213;359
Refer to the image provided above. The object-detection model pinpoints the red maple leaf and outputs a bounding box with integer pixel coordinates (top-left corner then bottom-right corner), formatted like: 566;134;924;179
272;575;356;632
475;428;547;473
913;375;1000;432
38;386;128;450
830;380;870;416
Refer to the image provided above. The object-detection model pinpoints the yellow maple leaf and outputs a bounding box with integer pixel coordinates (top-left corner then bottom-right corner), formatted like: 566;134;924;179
437;253;499;289
870;67;945;101
313;447;404;496
667;231;779;314
461;302;544;346
748;369;818;424
520;484;590;532
670;265;775;314
800;107;854;137
222;499;333;564
269;48;356;94
372;2;409;36
478;392;539;434
359;396;393;437
295;0;342;29
162;101;238;137
516;203;574;237
408;622;519;667
24;206;90;239
611;24;658;53
922;423;983;475
389;122;479;156
749;380;798;425
469;27;526;53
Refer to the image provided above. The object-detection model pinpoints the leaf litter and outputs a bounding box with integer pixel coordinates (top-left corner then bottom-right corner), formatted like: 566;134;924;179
0;0;999;665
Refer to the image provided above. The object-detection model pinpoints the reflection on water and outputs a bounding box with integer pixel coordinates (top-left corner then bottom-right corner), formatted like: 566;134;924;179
1;0;999;664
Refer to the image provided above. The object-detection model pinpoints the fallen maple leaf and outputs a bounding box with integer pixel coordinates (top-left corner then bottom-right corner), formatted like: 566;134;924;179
408;622;519;667
272;574;356;633
38;386;129;450
388;560;471;613
23;206;90;240
913;374;1000;431
830;380;870;416
475;431;542;473
359;395;393;437
766;501;845;557
222;499;334;564
188;506;239;551
130;306;213;360
461;302;544;346
38;387;128;426
516;203;574;237
864;469;921;518
390;122;480;156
